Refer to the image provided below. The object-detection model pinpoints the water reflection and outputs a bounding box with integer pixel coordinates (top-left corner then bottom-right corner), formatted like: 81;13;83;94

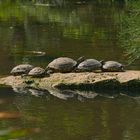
0;112;21;119
0;86;140;139
0;99;12;104
76;90;98;99
0;127;40;140
11;85;140;101
13;86;29;94
48;88;76;100
0;0;139;76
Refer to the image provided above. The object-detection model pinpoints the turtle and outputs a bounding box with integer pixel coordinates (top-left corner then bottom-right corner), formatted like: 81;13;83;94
10;64;34;76
76;59;102;72
28;67;47;77
101;61;124;72
46;57;78;73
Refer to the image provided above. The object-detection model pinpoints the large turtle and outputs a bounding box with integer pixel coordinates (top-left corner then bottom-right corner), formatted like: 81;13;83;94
28;67;47;77
46;57;78;73
10;64;34;76
76;59;102;72
101;61;124;72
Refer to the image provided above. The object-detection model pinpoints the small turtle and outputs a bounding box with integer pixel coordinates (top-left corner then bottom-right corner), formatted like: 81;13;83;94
77;59;102;72
101;61;124;72
46;57;77;73
28;67;47;77
10;64;34;76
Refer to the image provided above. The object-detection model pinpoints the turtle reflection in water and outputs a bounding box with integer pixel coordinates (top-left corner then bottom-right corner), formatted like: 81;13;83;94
48;89;76;100
13;86;50;98
28;88;50;98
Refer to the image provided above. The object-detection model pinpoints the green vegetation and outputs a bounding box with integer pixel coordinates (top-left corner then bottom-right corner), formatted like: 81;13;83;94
119;0;140;64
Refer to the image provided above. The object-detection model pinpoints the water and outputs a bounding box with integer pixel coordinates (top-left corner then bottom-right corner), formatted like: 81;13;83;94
0;86;140;140
0;0;140;139
0;1;139;75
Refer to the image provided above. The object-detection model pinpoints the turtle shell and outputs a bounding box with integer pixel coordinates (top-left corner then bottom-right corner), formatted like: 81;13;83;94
47;57;77;73
28;67;45;77
77;59;102;72
102;61;124;72
11;64;34;76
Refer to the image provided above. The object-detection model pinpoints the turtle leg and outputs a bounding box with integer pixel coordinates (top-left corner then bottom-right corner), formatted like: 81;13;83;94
72;67;78;73
100;65;105;72
72;67;83;73
46;69;54;75
21;74;28;78
120;66;125;72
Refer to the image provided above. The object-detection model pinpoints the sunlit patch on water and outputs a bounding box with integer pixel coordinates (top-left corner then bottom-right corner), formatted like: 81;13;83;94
0;112;21;120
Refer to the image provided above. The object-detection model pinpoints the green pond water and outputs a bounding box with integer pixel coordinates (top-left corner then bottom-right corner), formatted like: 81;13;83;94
0;0;140;139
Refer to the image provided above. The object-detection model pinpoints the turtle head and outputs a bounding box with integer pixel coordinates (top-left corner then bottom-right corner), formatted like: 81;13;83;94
46;69;54;75
45;66;53;75
76;56;86;65
100;60;105;65
120;65;125;72
100;60;105;72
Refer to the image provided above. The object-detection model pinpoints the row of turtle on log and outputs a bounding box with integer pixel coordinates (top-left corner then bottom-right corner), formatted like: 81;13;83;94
10;57;124;77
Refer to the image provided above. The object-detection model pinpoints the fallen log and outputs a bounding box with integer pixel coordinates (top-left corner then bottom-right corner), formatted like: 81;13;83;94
0;71;139;92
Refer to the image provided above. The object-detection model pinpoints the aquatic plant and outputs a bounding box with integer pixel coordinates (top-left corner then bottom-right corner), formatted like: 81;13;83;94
119;0;140;64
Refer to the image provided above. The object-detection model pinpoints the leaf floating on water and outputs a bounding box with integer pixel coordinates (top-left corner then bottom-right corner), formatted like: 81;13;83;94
34;3;55;7
11;51;46;57
76;1;86;4
26;51;46;56
0;112;21;119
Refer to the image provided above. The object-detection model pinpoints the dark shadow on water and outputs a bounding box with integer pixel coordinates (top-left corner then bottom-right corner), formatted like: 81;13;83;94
0;86;16;97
